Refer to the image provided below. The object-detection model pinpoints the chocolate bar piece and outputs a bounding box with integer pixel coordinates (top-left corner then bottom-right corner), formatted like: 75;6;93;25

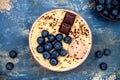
63;12;76;25
59;23;72;35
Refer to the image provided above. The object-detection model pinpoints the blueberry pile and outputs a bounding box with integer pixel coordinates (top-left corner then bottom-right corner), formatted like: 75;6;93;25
95;48;111;70
6;50;18;70
36;30;72;66
95;0;120;20
95;48;111;58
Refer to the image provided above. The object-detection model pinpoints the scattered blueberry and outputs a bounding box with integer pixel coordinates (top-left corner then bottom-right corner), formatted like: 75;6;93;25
37;37;45;44
56;34;63;41
64;36;72;44
41;30;49;37
54;41;62;50
9;50;17;58
96;5;104;12
36;46;44;53
48;34;55;42
51;50;59;58
111;0;118;6
6;62;14;70
99;62;108;70
95;51;103;58
60;49;67;56
43;51;50;59
112;9;118;16
44;42;52;51
104;48;111;56
50;58;58;66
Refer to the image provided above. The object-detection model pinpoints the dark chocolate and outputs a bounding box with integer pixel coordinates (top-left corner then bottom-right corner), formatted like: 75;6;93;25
59;12;76;35
63;12;76;25
59;23;72;35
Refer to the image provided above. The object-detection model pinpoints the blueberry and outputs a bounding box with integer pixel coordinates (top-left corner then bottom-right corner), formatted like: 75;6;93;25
50;58;58;66
106;0;112;3
109;14;115;19
6;62;14;70
44;42;52;51
9;50;17;58
41;30;49;37
106;4;113;11
43;51;50;59
104;48;111;56
99;62;107;70
98;0;105;4
95;51;103;58
60;49;67;56
96;5;104;12
48;34;55;42
36;46;44;53
112;9;118;16
102;10;109;16
51;50;59;58
37;37;45;44
56;34;63;41
64;36;72;44
54;41;62;50
111;0;118;6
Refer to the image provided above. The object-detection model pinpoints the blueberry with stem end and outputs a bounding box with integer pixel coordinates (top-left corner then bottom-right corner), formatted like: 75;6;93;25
48;34;55;42
64;36;72;44
96;5;104;12
112;9;118;16
41;30;49;37
43;51;50;59
37;37;45;44
50;58;58;66
104;48;111;56
99;62;108;70
51;50;59;58
6;62;14;70
9;50;17;58
95;51;103;58
44;42;52;51
60;49;67;56
102;10;109;16
56;34;63;41
54;41;62;50
36;46;44;53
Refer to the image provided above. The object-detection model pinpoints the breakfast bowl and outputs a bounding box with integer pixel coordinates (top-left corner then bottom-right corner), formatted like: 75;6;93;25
29;9;92;72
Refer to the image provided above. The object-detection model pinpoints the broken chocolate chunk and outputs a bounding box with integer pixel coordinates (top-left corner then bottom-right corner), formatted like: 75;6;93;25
63;12;76;25
59;12;76;35
59;23;72;35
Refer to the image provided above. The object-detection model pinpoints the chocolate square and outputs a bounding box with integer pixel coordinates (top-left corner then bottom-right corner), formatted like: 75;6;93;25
59;23;72;35
63;12;76;25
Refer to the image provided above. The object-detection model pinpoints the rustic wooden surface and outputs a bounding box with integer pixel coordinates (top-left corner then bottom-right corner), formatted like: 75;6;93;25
0;0;120;80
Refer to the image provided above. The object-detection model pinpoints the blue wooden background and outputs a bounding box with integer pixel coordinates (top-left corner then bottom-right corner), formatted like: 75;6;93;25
0;0;120;80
